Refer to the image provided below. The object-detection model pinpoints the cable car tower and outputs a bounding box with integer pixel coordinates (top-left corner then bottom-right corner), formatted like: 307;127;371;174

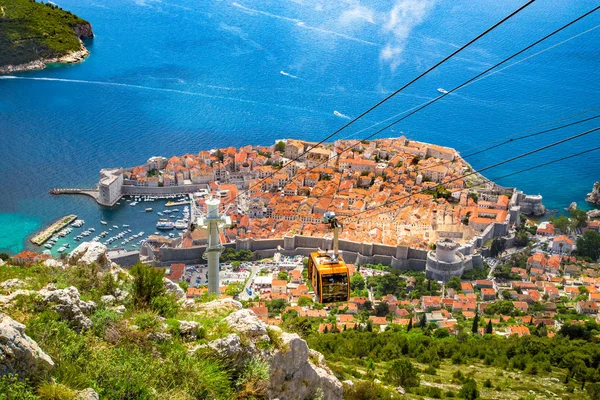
194;198;231;295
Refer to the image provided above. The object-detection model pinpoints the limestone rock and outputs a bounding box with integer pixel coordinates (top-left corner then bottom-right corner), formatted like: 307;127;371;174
147;332;172;343
588;209;600;219
44;259;65;269
0;259;4;267
0;279;26;291
567;202;577;211
69;242;110;269
396;386;405;395
100;295;116;306
114;288;129;302
164;278;185;301
268;332;343;400
39;286;96;332
179;320;199;340
188;298;243;313
224;309;269;342
111;305;127;315
0;312;54;379
0;290;37;306
207;333;249;363
587;182;600;206
342;380;354;387
74;388;99;400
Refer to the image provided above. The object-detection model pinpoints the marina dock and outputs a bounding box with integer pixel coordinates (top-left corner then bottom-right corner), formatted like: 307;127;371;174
30;214;78;245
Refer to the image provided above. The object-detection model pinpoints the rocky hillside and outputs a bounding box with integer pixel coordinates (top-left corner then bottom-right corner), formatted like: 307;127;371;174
0;243;342;399
0;0;93;73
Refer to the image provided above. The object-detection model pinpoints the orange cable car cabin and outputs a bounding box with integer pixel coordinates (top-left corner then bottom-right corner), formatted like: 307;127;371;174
307;251;350;303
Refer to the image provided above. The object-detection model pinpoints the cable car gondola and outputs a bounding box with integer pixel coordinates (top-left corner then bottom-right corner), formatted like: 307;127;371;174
307;212;350;303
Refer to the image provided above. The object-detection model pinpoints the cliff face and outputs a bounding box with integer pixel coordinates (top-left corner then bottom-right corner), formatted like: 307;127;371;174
73;22;94;40
586;181;600;206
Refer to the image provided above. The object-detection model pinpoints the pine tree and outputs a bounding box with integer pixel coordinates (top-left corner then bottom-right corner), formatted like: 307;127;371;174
323;325;329;334
472;311;480;334
407;318;413;331
485;319;493;334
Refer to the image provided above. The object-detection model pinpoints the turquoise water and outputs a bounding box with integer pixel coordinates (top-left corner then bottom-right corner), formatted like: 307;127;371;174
0;0;599;254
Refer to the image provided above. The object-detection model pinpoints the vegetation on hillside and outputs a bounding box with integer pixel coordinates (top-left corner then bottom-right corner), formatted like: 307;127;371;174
0;263;264;399
0;0;90;67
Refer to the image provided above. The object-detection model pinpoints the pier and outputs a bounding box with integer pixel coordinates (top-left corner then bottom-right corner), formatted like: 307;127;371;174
30;214;78;245
50;187;100;202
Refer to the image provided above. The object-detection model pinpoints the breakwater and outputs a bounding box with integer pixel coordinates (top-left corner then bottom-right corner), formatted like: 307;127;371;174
30;214;77;245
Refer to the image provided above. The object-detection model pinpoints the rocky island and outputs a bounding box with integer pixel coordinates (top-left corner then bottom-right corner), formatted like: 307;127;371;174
0;0;93;74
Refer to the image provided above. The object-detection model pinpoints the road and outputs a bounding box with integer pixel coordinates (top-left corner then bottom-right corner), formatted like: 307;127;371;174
238;263;259;301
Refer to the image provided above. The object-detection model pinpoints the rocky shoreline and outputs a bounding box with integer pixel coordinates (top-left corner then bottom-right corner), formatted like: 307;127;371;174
586;181;600;206
0;22;93;75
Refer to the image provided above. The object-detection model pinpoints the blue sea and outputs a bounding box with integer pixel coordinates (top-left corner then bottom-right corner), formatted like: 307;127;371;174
1;0;599;255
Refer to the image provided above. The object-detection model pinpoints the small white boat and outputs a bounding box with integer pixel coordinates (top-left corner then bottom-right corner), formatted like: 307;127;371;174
100;221;107;225
113;225;119;229
437;88;449;94
145;208;153;212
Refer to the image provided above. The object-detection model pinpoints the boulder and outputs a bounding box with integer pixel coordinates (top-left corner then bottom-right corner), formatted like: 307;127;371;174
0;312;54;379
0;259;4;267
188;298;243;313
268;332;343;400
0;278;26;291
39;285;96;332
179;320;200;340
114;288;129;302
44;259;65;269
111;305;127;315
206;333;250;364
147;332;172;343
100;295;116;306
74;388;99;400
69;242;109;269
567;202;577;211
224;309;269;342
164;278;185;301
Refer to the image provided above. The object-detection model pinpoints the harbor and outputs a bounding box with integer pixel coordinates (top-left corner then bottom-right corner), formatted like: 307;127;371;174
27;194;192;257
30;214;77;246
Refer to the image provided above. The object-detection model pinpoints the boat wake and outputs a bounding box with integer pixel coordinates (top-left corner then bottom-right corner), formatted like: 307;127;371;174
333;110;351;120
0;76;317;113
280;70;299;79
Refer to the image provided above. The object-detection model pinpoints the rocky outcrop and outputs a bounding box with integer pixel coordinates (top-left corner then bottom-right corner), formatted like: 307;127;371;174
69;242;110;269
588;209;600;219
206;307;343;400
185;298;243;313
268;331;343;400
39;285;96;332
587;182;600;206
0;313;54;379
0;279;26;291
73;22;94;40
164;278;185;301
44;259;65;269
224;309;269;342
178;320;200;341
74;388;99;400
0;47;90;75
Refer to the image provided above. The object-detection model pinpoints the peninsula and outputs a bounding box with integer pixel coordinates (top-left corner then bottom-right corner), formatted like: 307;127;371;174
0;0;93;74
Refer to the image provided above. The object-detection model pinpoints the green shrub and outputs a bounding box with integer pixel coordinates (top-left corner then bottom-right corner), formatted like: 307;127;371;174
0;375;39;400
344;381;400;400
166;319;181;337
385;358;419;388
458;378;479;400
133;312;161;331
236;357;270;399
91;309;120;338
36;381;76;400
130;263;165;308
150;294;179;318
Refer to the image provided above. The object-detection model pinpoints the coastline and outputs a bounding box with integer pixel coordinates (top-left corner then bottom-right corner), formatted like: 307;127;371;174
0;46;90;75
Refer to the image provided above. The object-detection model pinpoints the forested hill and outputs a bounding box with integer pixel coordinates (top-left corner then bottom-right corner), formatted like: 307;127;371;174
0;0;93;68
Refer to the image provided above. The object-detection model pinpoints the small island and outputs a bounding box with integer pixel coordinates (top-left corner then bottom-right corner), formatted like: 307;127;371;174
0;0;93;74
